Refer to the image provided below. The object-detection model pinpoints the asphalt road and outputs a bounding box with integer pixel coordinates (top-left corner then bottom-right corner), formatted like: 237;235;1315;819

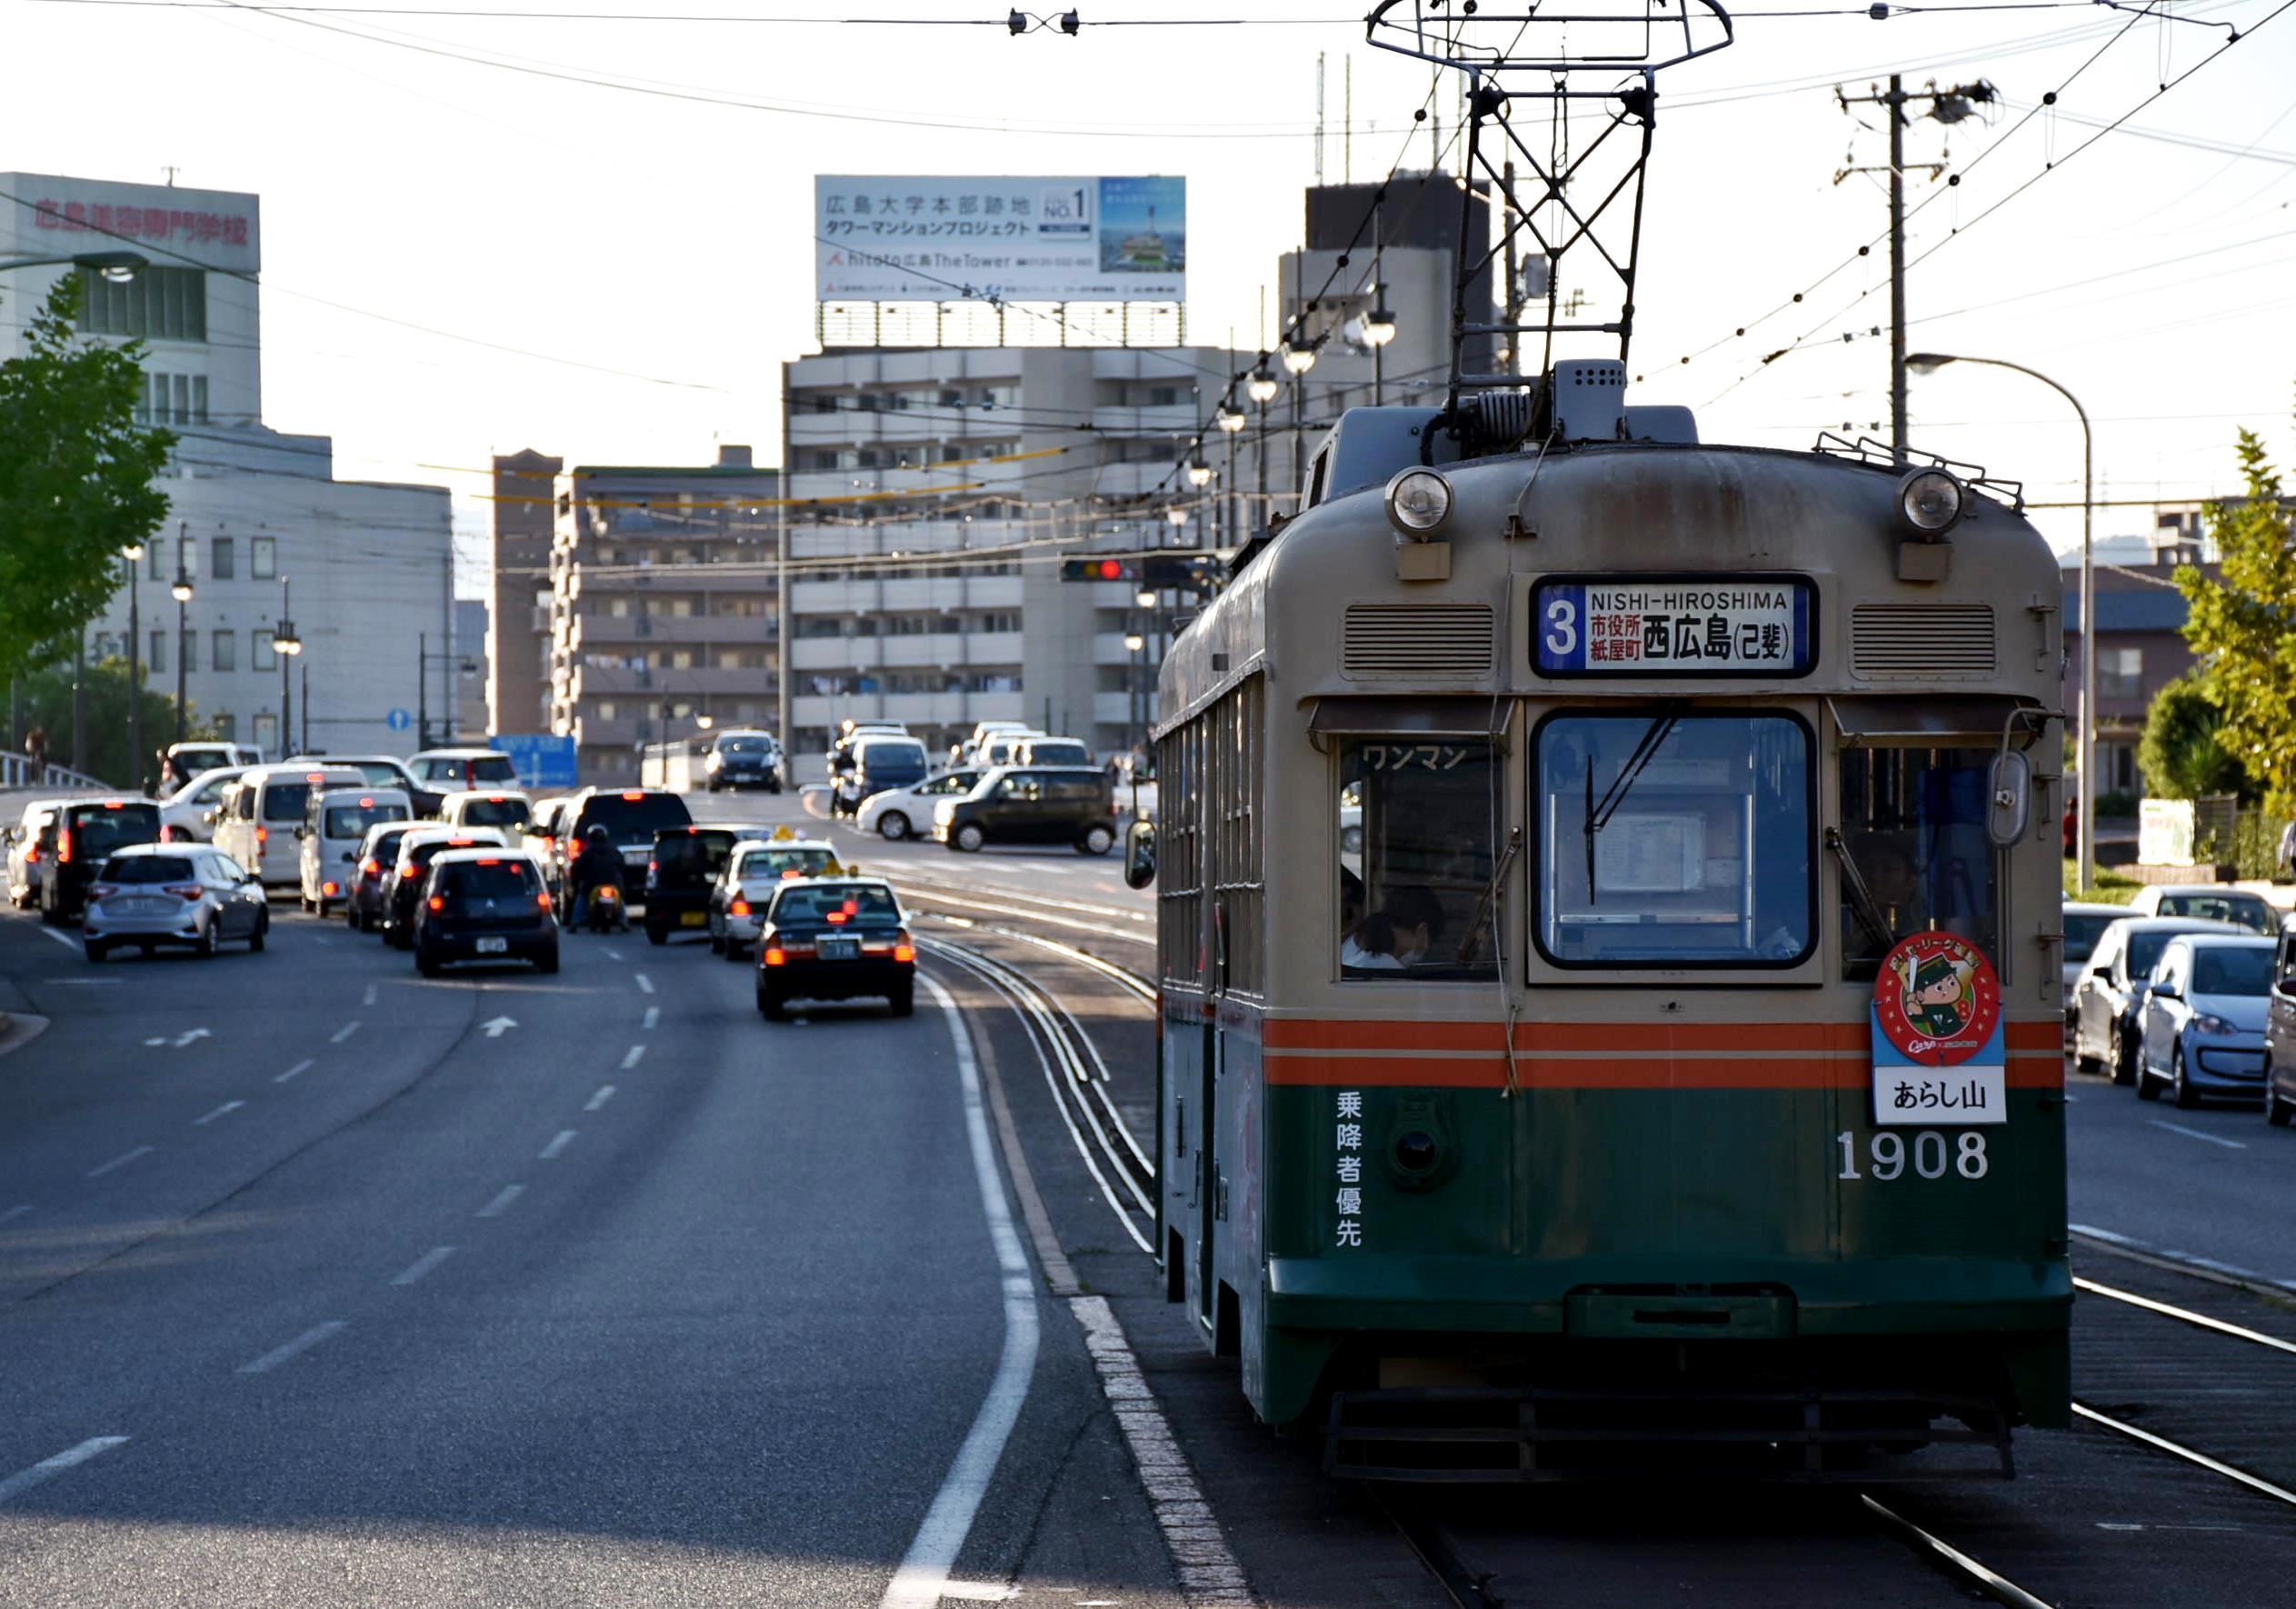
0;836;1187;1606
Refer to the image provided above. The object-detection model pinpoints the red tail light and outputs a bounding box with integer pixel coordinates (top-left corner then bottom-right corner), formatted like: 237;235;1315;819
893;931;915;964
764;945;786;966
826;910;849;925
55;831;72;864
102;801;124;810
396;859;415;879
427;894;444;913
781;867;802;880
23;846;38;864
255;825;268;844
322;881;340;897
621;791;644;802
167;884;203;901
730;898;752;916
477;857;501;866
647;858;658;876
358;796;374;808
361;857;381;876
537;890;553;911
92;883;117;900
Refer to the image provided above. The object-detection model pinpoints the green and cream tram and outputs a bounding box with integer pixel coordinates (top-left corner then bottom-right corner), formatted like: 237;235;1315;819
1134;367;2070;1478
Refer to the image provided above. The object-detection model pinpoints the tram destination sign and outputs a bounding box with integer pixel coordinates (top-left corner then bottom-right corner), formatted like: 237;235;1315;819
1533;574;1815;678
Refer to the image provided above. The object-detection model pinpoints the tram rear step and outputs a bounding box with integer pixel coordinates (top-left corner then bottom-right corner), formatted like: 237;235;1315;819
1323;1385;2014;1484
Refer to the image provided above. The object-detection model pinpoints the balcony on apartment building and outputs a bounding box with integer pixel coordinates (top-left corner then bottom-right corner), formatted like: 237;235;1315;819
793;691;1024;732
568;665;781;699
571;614;778;650
790;574;1024;615
789;631;1023;674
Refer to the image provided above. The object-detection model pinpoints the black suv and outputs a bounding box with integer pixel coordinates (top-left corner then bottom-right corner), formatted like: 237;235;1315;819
644;824;744;944
413;851;559;976
754;879;913;1020
550;788;694;904
935;766;1117;856
42;798;163;922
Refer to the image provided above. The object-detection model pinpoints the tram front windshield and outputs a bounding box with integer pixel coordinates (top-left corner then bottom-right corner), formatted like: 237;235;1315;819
1337;740;1498;981
1836;745;1999;979
1536;713;1813;967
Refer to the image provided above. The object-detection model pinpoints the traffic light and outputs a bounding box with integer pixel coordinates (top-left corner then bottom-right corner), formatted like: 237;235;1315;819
1059;556;1142;583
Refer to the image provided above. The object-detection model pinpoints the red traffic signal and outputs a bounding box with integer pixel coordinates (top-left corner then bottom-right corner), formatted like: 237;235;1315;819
1059;555;1142;583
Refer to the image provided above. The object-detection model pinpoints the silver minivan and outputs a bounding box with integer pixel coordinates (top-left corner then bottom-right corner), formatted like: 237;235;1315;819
300;786;414;916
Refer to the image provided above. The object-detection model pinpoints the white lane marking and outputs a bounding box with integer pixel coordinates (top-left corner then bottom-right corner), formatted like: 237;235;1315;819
172;1027;211;1048
237;1320;347;1375
604;947;624;962
0;1436;130;1505
476;1184;524;1218
85;1145;155;1179
49;977;122;985
539;1129;577;1160
2070;1223;2135;1244
634;973;655;994
38;926;80;951
274;1058;314;1084
389;1246;456;1287
192;1100;245;1126
584;1084;615;1112
144;1036;167;1046
362;983;378;1006
879;973;1042;1609
330;1021;361;1044
1073;1296;1253;1605
642;1005;660;1031
619;1044;645;1071
941;1586;1017;1604
2149;1120;2247;1150
0;1204;30;1224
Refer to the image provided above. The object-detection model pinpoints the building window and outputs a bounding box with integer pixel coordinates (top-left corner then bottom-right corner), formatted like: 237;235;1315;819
594;700;618;720
179;630;198;674
2101;646;2143;701
211;535;235;580
147;629;166;674
77;265;208;343
146;544;163;581
251;536;275;579
211;630;235;673
253;713;277;753
252;629;275;671
214;713;235;741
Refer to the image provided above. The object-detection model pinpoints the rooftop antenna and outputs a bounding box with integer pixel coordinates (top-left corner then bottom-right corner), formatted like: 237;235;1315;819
1366;0;1735;427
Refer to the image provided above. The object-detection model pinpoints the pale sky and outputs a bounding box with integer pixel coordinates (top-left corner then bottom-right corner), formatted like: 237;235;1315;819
5;0;2293;586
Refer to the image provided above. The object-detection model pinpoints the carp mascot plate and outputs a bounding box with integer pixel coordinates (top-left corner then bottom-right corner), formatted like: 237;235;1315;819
1871;932;2008;1125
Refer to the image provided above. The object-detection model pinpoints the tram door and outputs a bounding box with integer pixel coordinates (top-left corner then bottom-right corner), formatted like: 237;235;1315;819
1197;900;1223;1333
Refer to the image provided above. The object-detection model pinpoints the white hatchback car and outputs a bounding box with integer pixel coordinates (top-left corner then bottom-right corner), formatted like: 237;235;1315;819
857;767;982;841
158;766;245;843
708;836;844;958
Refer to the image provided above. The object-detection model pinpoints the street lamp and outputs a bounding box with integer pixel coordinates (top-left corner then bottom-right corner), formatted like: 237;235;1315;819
1215;405;1247;549
1907;350;2093;890
170;573;194;746
1135;588;1157;610
1245;367;1280;405
1364;289;1397;406
1247;365;1280;523
1186;458;1213;489
275;577;303;761
1282;340;1321;500
122;542;145;792
1165;505;1190;529
0;249;149;282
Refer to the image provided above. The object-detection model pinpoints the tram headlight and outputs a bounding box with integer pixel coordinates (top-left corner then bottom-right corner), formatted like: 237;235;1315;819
1896;467;1966;536
1384;469;1453;539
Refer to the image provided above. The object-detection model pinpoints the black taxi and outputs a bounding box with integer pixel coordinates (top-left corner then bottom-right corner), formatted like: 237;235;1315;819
754;878;913;1021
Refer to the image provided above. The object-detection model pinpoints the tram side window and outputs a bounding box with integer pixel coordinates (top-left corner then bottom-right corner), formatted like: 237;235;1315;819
1836;746;1999;981
1535;713;1814;968
1337;740;1497;981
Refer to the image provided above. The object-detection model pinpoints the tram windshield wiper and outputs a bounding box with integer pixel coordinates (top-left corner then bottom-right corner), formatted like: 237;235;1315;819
1826;826;1899;954
1582;708;1681;904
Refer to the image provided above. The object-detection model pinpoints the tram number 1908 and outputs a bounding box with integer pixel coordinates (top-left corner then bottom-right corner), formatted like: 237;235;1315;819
1836;1130;1989;1181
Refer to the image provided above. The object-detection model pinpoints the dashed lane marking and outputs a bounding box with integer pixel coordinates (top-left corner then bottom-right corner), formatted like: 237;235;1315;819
389;1246;455;1287
0;1204;31;1224
330;1021;362;1044
476;1184;524;1219
584;1084;615;1112
0;1437;129;1505
620;1044;645;1071
192;1100;244;1126
362;984;377;1006
539;1130;576;1160
237;1321;347;1375
605;947;624;961
37;927;79;952
634;973;655;994
274;1058;314;1084
2149;1120;2245;1150
85;1145;155;1179
643;1005;659;1031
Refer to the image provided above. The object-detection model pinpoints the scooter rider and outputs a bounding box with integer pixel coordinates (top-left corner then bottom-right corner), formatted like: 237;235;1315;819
568;824;626;930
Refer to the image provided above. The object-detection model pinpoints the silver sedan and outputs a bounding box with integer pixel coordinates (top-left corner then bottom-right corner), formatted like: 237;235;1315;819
82;844;271;962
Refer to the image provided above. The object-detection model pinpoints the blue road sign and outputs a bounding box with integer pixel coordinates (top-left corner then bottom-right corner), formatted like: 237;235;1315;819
491;733;578;790
384;708;413;733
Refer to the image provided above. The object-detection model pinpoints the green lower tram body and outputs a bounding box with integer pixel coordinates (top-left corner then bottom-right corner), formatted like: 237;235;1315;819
1165;1059;2071;1478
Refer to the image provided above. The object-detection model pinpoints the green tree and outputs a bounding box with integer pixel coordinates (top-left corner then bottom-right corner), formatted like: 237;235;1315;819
15;656;213;792
2177;414;2296;813
2136;673;2251;800
0;275;177;687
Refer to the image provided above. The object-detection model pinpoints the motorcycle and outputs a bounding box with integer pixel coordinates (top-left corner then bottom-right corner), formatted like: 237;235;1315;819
584;883;628;934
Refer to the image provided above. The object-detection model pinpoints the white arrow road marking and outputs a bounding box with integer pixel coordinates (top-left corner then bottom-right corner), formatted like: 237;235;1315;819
172;1028;211;1048
237;1321;347;1375
480;1016;518;1039
0;1437;130;1505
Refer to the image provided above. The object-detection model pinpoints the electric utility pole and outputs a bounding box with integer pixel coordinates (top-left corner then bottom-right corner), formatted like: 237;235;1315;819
1834;75;1995;462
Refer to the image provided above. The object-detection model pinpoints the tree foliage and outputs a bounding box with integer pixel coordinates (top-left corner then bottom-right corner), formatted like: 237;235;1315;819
0;275;177;687
2178;418;2296;812
14;655;215;791
2136;672;2251;801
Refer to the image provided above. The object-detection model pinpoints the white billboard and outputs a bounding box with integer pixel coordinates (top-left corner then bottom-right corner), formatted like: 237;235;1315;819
816;175;1184;304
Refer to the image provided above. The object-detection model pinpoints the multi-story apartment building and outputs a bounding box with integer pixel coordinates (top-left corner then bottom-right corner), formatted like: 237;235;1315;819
544;447;782;783
488;450;560;736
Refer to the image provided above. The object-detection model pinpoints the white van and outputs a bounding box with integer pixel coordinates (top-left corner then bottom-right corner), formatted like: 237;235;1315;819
214;765;366;891
437;789;534;836
300;786;413;916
